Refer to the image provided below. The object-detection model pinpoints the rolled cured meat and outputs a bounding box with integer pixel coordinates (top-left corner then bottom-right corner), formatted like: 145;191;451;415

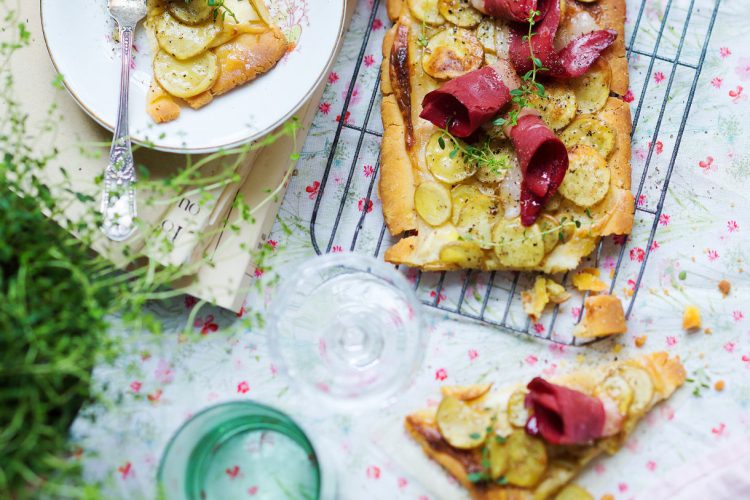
470;0;539;23
420;61;521;138
524;377;606;445
509;0;616;79
507;112;568;226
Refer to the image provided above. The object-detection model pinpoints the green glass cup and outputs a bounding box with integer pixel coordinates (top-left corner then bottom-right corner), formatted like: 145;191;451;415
157;401;332;499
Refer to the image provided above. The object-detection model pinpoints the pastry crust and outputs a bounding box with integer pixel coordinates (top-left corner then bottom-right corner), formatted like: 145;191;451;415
405;352;686;499
379;0;633;273
573;294;627;338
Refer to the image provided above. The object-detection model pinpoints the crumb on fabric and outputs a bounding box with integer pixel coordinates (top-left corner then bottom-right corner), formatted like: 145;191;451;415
683;305;701;331
634;335;647;347
718;279;731;297
715;380;725;391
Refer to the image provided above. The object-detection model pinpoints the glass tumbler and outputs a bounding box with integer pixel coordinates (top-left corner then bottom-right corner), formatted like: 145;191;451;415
157;401;333;499
267;253;425;413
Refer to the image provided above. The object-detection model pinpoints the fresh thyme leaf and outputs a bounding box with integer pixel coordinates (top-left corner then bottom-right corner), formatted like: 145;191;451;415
468;472;490;484
438;136;446;149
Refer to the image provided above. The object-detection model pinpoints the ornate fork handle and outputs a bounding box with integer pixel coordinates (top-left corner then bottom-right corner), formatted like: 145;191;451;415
102;25;137;241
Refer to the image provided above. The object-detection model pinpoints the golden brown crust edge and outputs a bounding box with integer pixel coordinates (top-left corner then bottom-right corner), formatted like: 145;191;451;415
380;25;418;235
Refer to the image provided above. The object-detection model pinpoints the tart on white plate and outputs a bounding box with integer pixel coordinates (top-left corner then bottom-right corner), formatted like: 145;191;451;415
144;0;288;124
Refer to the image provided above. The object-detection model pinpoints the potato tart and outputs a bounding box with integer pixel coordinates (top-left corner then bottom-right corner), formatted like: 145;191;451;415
379;0;633;273
144;0;288;124
405;352;685;499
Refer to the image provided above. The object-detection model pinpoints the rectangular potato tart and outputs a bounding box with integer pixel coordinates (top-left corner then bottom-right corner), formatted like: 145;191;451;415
379;0;634;273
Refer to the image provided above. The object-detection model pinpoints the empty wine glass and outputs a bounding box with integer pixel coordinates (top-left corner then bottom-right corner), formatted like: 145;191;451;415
267;253;425;413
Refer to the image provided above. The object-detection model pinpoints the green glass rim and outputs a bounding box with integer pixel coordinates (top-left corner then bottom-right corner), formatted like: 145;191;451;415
156;400;322;499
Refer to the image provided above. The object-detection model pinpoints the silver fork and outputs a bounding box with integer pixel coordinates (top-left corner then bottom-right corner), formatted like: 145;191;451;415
102;0;147;241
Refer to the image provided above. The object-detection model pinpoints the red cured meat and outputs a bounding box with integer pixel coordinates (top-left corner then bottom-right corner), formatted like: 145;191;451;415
509;0;616;79
420;66;513;138
524;377;606;445
476;0;538;23
507;114;568;226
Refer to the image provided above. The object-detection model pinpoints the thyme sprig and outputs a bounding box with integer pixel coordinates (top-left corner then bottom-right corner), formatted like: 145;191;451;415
493;8;547;129
438;129;512;176
204;0;240;23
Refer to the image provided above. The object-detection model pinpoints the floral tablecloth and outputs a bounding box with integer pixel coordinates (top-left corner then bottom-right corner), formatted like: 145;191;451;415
73;0;750;498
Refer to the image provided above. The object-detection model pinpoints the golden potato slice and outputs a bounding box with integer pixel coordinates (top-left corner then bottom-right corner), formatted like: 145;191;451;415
527;83;577;131
538;214;563;254
506;389;529;427
426;132;478;183
422;27;484;80
435;396;490;449
155;9;222;60
439;241;485;267
491;218;545;268
570;59;611;114
487;435;509;480
505;431;547;487
167;0;214;25
476;18;495;53
452;186;498;247
441;383;492;401
438;0;482;28
450;184;479;225
555;484;594;500
408;0;445;26
153;50;219;99
560;115;616;158
596;374;633;415
619;365;654;416
558;145;611;208
415;181;452;226
476;142;516;184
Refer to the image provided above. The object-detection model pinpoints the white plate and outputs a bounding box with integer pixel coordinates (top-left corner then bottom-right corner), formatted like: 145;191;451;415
40;0;345;153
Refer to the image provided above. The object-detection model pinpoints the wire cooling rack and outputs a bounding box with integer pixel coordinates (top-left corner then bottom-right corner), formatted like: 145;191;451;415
310;0;722;344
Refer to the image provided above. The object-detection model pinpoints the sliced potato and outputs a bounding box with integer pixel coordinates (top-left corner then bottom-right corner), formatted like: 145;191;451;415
153;50;219;99
422;27;484;80
570;59;611;114
596;374;634;415
439;241;485;267
527;83;577;131
491;218;545;268
415;182;452;226
487;435;509;480
506;389;529;427
476;18;496;53
452;186;499;247
438;0;482;28
555;484;594;500
560;115;616;158
538;214;562;254
167;0;214;25
435;396;490;449
558;145;611;208
619;365;654;416
441;383;492;401
476;142;516;184
426;132;477;183
155;9;222;60
408;0;445;26
450;184;479;225
505;431;547;487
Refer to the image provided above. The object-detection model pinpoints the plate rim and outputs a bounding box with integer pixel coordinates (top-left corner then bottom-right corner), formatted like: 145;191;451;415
39;0;346;154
